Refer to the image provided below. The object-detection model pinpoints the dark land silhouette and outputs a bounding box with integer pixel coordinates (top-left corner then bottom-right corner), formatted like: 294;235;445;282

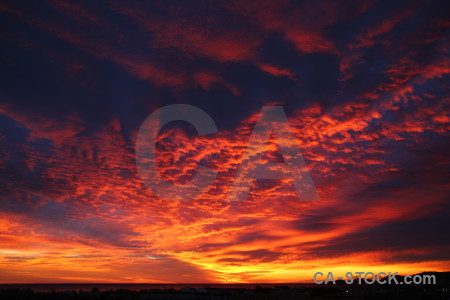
1;272;449;299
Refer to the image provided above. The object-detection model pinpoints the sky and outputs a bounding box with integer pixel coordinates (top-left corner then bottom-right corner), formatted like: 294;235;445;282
0;0;449;283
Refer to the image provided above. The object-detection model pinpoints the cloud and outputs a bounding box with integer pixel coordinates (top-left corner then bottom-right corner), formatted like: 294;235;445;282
0;0;449;283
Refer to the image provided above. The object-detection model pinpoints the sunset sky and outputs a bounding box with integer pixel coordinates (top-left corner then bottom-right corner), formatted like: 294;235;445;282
0;0;449;283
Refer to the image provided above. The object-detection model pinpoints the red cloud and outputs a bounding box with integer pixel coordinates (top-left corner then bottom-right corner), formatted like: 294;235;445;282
257;63;295;78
